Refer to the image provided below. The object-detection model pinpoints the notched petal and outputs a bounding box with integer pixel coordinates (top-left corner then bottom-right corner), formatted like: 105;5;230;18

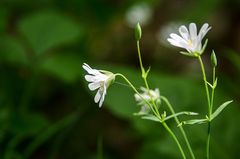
88;82;101;91
85;75;95;82
94;89;101;103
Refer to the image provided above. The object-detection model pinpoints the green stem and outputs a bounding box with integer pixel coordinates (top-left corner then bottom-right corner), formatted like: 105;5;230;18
136;40;186;158
210;67;216;115
137;41;146;78
197;56;211;113
162;122;187;159
136;41;160;116
207;67;216;159
206;123;211;159
197;56;211;159
161;96;196;159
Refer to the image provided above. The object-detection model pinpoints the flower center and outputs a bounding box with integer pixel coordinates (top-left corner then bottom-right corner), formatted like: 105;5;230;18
187;40;193;47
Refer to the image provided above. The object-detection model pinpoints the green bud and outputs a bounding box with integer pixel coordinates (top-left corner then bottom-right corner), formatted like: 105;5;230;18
211;50;217;67
135;22;142;41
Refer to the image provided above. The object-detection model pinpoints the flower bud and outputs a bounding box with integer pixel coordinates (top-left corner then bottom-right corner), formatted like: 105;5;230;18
135;22;142;41
211;50;217;67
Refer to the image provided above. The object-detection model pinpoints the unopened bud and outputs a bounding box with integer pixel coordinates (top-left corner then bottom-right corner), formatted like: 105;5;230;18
211;50;217;67
135;22;142;41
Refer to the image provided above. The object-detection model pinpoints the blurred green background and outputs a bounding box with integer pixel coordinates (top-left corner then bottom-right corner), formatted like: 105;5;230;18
0;0;240;158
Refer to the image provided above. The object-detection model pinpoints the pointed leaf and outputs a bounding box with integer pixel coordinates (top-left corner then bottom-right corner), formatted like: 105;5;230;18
179;118;208;126
206;81;214;89
164;111;198;121
213;78;218;88
39;53;82;82
145;66;151;78
211;100;233;120
18;11;82;55
179;51;194;57
141;115;160;122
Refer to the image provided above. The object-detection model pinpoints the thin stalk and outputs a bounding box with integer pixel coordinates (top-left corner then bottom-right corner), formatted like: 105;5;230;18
207;67;216;159
210;67;216;115
161;96;196;159
197;56;211;112
197;56;211;159
136;41;160;116
136;40;186;158
206;123;211;159
137;41;146;79
162;122;187;159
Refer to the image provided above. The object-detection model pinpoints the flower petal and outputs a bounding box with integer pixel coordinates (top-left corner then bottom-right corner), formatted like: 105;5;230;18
82;63;101;75
139;105;150;114
191;37;201;51
82;63;92;72
179;25;189;40
94;89;101;103
198;23;211;40
134;94;141;101
169;33;186;43
99;85;107;107
140;87;148;93
168;38;187;48
85;75;95;82
189;23;197;41
88;82;101;91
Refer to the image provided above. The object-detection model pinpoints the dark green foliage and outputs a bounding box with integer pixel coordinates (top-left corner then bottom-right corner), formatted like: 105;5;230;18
0;0;239;159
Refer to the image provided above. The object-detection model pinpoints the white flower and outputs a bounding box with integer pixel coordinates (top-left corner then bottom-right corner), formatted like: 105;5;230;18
134;87;160;115
83;63;115;108
167;23;211;56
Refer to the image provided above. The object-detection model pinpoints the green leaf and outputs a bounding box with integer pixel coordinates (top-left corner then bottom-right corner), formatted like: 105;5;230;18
207;78;218;89
141;115;160;122
164;111;198;121
144;66;151;78
179;118;208;126
206;81;213;89
39;53;82;82
141;112;197;123
213;78;218;88
179;51;193;57
0;35;27;65
18;11;82;55
211;100;233;121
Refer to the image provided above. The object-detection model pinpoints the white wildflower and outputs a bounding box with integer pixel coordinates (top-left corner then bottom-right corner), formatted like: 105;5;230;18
134;87;160;115
83;63;115;108
167;23;211;56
